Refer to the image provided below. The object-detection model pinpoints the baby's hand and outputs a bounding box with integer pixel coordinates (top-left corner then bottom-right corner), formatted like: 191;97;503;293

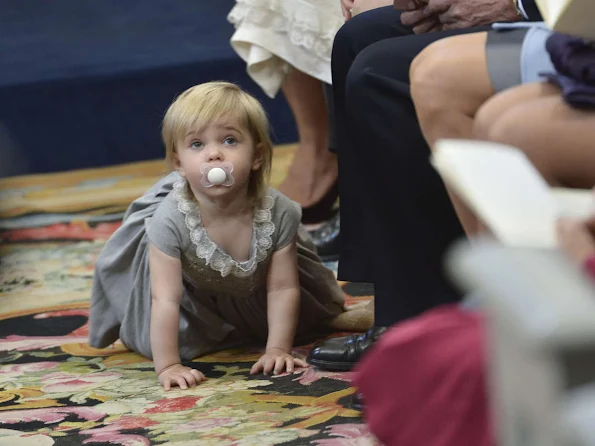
158;364;206;391
250;348;309;376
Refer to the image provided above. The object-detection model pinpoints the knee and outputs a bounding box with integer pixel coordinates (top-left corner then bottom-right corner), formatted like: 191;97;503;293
333;20;357;63
333;10;382;63
410;40;457;119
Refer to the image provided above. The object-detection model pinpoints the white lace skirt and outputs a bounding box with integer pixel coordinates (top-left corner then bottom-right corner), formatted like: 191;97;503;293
228;0;344;98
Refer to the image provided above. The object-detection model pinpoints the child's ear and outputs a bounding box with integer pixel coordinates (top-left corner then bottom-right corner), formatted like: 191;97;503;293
251;143;264;171
173;153;185;177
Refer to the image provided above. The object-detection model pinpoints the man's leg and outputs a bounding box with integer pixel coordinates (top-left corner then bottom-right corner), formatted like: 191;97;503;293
309;20;491;371
331;6;414;282
317;6;413;264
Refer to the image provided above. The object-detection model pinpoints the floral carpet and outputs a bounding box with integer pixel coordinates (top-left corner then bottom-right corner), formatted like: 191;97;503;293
0;150;378;446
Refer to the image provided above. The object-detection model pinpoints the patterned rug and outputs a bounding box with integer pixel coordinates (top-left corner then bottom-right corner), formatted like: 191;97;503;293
0;148;378;445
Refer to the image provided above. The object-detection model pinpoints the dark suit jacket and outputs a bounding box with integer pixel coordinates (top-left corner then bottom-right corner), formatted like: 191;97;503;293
521;0;543;21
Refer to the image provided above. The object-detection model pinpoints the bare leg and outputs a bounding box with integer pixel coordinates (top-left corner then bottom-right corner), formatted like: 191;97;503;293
279;69;338;211
475;82;595;188
411;32;493;147
410;32;493;234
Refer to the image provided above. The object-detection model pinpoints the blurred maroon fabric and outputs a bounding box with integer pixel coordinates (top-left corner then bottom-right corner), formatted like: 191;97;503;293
354;305;493;446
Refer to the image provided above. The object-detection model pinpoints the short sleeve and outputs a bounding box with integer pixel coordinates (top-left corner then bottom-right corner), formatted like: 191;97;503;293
145;195;183;258
272;191;302;251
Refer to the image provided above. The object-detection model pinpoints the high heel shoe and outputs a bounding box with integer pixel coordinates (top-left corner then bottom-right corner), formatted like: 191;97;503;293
308;210;340;262
300;179;339;225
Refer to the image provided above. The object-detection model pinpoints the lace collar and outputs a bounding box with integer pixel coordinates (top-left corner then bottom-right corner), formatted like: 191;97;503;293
173;180;275;278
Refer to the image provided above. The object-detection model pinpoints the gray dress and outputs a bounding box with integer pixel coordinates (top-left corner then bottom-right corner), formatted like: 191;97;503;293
88;173;344;360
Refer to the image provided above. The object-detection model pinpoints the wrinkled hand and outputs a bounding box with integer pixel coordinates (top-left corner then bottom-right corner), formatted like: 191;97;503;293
398;0;443;34
341;0;355;20
403;0;518;31
158;364;206;391
557;217;595;266
394;0;425;10
250;348;309;376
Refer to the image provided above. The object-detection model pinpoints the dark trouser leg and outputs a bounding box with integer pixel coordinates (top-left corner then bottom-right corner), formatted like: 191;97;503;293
332;6;414;282
343;26;491;326
308;9;489;370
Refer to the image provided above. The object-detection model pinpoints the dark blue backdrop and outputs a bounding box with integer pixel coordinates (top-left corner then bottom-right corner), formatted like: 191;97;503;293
0;0;297;177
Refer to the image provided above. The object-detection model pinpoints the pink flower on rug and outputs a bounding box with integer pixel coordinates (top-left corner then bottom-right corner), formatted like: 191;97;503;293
293;367;354;386
35;309;89;319
80;417;161;446
2;221;121;242
41;371;121;393
0;361;60;377
144;396;202;414
313;424;381;446
105;416;159;431
80;425;151;446
0;335;89;351
0;407;105;424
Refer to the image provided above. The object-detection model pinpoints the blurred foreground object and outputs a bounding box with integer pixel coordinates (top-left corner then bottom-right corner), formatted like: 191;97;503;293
449;239;595;446
432;139;593;248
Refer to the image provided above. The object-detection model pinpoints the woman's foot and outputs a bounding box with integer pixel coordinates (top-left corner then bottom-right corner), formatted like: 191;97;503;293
279;147;338;215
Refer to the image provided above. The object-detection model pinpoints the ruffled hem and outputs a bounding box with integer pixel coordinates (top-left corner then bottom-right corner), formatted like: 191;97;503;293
228;0;343;91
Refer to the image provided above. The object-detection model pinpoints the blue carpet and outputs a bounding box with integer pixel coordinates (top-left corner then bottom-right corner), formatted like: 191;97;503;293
0;0;297;177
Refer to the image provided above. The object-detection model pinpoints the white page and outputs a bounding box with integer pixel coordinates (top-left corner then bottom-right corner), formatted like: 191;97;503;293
432;139;559;248
552;188;594;220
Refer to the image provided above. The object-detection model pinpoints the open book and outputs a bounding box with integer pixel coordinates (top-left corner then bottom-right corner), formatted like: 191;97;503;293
431;139;593;248
535;0;595;40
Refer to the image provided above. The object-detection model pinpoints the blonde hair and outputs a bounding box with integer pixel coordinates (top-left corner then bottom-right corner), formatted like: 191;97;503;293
162;81;273;205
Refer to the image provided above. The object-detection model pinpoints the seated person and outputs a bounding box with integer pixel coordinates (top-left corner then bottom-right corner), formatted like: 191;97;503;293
308;1;544;373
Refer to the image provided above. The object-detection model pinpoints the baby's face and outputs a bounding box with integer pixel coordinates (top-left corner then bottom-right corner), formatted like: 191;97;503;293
175;119;260;200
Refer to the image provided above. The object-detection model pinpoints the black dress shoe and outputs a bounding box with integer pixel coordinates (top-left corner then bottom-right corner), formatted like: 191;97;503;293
307;326;387;371
301;180;339;224
309;210;340;262
351;392;364;411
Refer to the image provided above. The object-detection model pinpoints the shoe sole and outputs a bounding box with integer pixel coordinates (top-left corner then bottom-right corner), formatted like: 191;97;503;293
306;357;355;372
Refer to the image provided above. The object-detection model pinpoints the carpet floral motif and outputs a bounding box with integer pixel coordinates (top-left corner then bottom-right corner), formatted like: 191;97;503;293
0;160;377;445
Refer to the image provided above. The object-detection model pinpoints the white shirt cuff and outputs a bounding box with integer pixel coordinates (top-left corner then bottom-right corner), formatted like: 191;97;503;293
517;0;529;19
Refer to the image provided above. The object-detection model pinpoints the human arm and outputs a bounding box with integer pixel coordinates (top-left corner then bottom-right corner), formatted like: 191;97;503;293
250;239;308;375
395;0;443;33
341;0;356;20
149;243;205;389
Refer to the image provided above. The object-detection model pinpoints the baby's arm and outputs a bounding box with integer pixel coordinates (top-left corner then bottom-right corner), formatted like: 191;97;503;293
250;238;308;375
149;243;205;389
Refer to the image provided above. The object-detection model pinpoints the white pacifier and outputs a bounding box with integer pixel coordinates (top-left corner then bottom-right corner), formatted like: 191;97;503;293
200;162;235;188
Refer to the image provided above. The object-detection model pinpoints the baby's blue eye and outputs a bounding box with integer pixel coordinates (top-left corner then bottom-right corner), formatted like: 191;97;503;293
223;137;237;145
190;141;203;149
